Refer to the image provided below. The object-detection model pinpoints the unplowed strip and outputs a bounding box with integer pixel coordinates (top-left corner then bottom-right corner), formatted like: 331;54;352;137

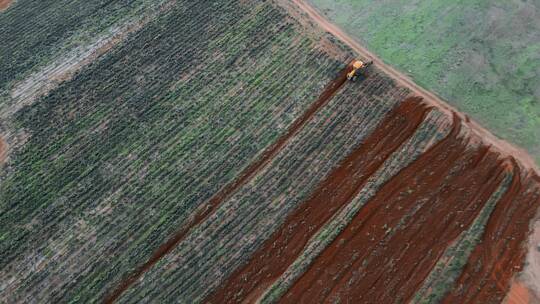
282;116;513;303
204;97;431;303
103;64;352;303
0;136;6;164
442;167;540;304
285;0;539;174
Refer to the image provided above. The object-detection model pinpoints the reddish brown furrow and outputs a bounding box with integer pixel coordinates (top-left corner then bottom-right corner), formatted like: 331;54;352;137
442;166;540;304
282;115;513;303
0;0;12;11
0;136;6;164
205;97;431;303
103;64;352;303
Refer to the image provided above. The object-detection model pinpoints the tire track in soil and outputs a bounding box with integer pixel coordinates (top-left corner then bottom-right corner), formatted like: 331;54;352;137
102;63;353;304
204;97;431;303
282;115;514;303
442;165;540;304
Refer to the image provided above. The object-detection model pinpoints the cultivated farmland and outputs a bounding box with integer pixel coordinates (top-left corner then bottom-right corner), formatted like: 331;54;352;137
308;0;540;165
0;0;539;303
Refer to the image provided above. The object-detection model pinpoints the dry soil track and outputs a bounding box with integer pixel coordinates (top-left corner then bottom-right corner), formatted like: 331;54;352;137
285;0;539;175
0;0;12;11
100;1;540;303
206;99;540;304
206;97;431;303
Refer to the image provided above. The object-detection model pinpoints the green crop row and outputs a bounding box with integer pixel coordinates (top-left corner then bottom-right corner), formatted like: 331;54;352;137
0;0;348;302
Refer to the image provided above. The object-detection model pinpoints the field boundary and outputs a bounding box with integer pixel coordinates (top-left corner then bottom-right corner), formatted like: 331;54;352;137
280;0;539;175
103;64;353;303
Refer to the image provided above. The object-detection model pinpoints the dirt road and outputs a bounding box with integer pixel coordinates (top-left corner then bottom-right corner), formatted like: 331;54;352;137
0;0;12;11
206;97;430;303
103;65;353;303
286;0;539;175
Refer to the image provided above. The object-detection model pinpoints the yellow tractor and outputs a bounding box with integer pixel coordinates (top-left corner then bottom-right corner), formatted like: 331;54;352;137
347;59;373;81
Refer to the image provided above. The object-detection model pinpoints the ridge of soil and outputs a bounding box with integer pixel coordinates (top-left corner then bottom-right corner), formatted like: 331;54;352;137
282;119;514;303
0;0;12;11
0;136;6;164
206;95;540;303
103;64;353;303
442;167;540;303
205;97;430;303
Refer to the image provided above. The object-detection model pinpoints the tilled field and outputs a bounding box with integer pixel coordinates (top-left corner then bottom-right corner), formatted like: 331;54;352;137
0;0;539;303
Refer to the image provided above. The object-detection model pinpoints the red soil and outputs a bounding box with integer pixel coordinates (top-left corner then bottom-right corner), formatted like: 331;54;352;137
103;64;353;303
283;116;511;303
506;280;532;304
286;0;539;175
442;169;540;303
205;97;430;303
0;0;12;11
206;100;540;303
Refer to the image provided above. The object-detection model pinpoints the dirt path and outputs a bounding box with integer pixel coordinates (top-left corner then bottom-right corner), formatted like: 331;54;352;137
206;95;539;304
205;97;430;303
442;169;540;304
505;280;533;304
0;136;6;164
103;65;352;303
0;0;12;11
285;0;539;175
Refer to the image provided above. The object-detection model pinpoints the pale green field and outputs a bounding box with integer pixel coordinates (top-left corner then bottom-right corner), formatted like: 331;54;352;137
310;0;540;164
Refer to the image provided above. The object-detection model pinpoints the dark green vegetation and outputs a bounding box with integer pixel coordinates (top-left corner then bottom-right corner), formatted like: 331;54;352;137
0;0;347;302
0;0;166;93
309;0;540;163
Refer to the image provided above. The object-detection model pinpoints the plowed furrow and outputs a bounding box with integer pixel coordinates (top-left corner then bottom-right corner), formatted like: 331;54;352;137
205;97;430;303
443;167;540;303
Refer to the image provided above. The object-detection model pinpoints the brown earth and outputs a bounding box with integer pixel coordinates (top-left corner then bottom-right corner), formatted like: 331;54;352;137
206;94;540;303
282;122;514;303
207;95;540;303
283;0;539;175
103;64;353;303
0;0;12;11
442;169;540;303
205;97;430;303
